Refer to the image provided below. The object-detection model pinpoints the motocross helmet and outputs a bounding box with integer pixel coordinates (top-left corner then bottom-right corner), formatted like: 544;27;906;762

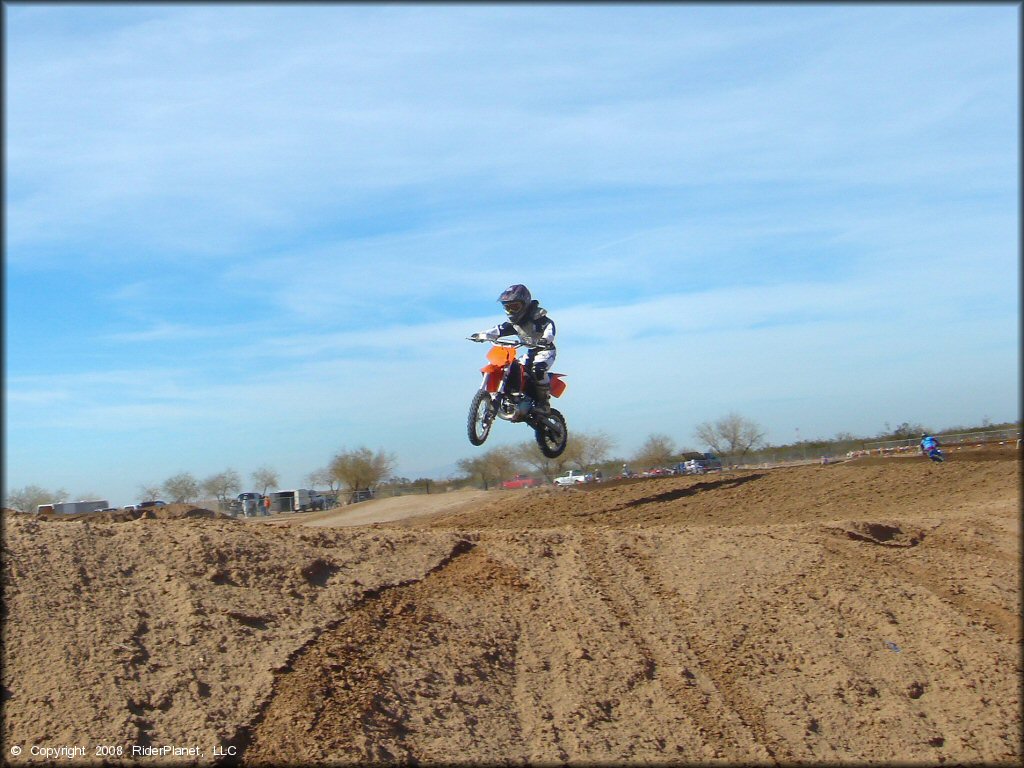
498;284;532;323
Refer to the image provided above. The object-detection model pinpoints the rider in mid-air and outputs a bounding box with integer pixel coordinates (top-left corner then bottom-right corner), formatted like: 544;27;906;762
471;284;556;413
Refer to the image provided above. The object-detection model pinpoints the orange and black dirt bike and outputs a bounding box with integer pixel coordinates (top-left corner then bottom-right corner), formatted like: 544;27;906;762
466;337;568;458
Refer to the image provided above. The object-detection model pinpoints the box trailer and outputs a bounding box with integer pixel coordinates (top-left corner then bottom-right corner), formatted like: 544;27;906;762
269;489;313;513
49;500;109;515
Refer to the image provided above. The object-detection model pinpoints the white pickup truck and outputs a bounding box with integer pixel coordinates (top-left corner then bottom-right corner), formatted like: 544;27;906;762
553;469;592;487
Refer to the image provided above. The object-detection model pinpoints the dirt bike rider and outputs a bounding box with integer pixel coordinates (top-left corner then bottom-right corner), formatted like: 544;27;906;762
920;433;940;456
470;284;556;413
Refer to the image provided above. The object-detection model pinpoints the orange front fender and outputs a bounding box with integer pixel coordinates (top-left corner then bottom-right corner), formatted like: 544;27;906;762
481;364;504;393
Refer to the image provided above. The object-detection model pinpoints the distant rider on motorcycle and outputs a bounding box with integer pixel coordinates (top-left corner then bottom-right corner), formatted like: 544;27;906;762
470;284;556;413
920;433;940;456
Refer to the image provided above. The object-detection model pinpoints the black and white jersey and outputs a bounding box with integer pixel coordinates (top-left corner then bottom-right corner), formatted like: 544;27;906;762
485;301;556;349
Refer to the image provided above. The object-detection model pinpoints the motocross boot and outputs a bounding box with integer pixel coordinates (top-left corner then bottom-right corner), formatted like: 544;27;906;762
533;381;551;414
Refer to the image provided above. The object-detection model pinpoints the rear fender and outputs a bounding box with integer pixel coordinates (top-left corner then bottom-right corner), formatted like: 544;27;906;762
549;373;567;398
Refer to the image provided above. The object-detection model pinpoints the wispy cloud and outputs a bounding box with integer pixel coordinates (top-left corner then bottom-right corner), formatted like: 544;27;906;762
7;5;1014;263
102;321;249;344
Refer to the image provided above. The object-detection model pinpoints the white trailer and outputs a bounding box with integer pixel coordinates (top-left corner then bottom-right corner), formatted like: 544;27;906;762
269;489;313;513
49;500;109;515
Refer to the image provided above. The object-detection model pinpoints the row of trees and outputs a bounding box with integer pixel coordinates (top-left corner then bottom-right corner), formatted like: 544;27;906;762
456;431;615;490
136;448;401;506
450;413;1022;489
143;449;399;505
3;448;400;513
5;416;1018;512
135;466;282;505
452;413;767;489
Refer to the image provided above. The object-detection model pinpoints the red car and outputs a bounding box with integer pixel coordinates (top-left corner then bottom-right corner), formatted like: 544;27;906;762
501;474;541;489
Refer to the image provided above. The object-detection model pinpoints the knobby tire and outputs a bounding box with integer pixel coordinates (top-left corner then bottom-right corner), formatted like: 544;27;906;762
468;390;494;446
535;408;568;458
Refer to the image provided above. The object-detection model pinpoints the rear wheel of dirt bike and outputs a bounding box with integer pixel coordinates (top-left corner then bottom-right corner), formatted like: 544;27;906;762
467;390;495;446
535;408;567;458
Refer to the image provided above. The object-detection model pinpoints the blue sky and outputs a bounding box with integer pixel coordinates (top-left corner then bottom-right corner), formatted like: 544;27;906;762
4;3;1019;506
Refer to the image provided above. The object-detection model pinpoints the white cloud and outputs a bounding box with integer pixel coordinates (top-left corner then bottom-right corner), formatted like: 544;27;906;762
7;4;1015;264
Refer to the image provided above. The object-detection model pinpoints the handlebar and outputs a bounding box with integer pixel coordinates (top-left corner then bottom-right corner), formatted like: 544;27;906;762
467;336;555;351
467;336;522;348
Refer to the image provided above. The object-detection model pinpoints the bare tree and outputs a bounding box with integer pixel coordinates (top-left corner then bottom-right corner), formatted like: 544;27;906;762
457;446;517;490
3;485;67;513
512;430;613;481
162;472;200;503
305;467;338;493
330;447;395;492
632;433;677;470
694;412;766;465
137;484;162;503
251;466;280;495
201;469;241;504
514;441;567;480
879;421;931;440
575;431;615;468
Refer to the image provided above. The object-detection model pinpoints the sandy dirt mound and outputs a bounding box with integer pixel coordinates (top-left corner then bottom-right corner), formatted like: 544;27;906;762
419;447;1019;530
2;446;1019;765
263;488;493;528
33;503;234;524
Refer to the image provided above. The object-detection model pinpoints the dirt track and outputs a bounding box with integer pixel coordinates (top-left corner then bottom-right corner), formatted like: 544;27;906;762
2;446;1020;765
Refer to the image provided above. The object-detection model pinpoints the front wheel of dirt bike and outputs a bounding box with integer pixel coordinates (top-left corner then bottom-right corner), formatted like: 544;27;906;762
534;408;568;458
468;390;495;446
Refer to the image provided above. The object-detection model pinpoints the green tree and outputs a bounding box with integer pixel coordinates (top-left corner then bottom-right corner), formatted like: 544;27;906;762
4;485;68;513
694;412;766;465
162;472;200;503
330;447;395;492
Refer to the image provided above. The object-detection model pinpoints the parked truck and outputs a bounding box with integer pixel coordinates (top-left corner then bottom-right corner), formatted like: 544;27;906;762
553;469;592;487
235;492;264;517
501;474;541;489
675;453;723;475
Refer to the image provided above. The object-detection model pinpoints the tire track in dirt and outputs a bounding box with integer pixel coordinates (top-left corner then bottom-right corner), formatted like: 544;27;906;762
3;447;1018;766
574;531;778;762
506;532;713;763
823;516;1020;640
808;518;1022;761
